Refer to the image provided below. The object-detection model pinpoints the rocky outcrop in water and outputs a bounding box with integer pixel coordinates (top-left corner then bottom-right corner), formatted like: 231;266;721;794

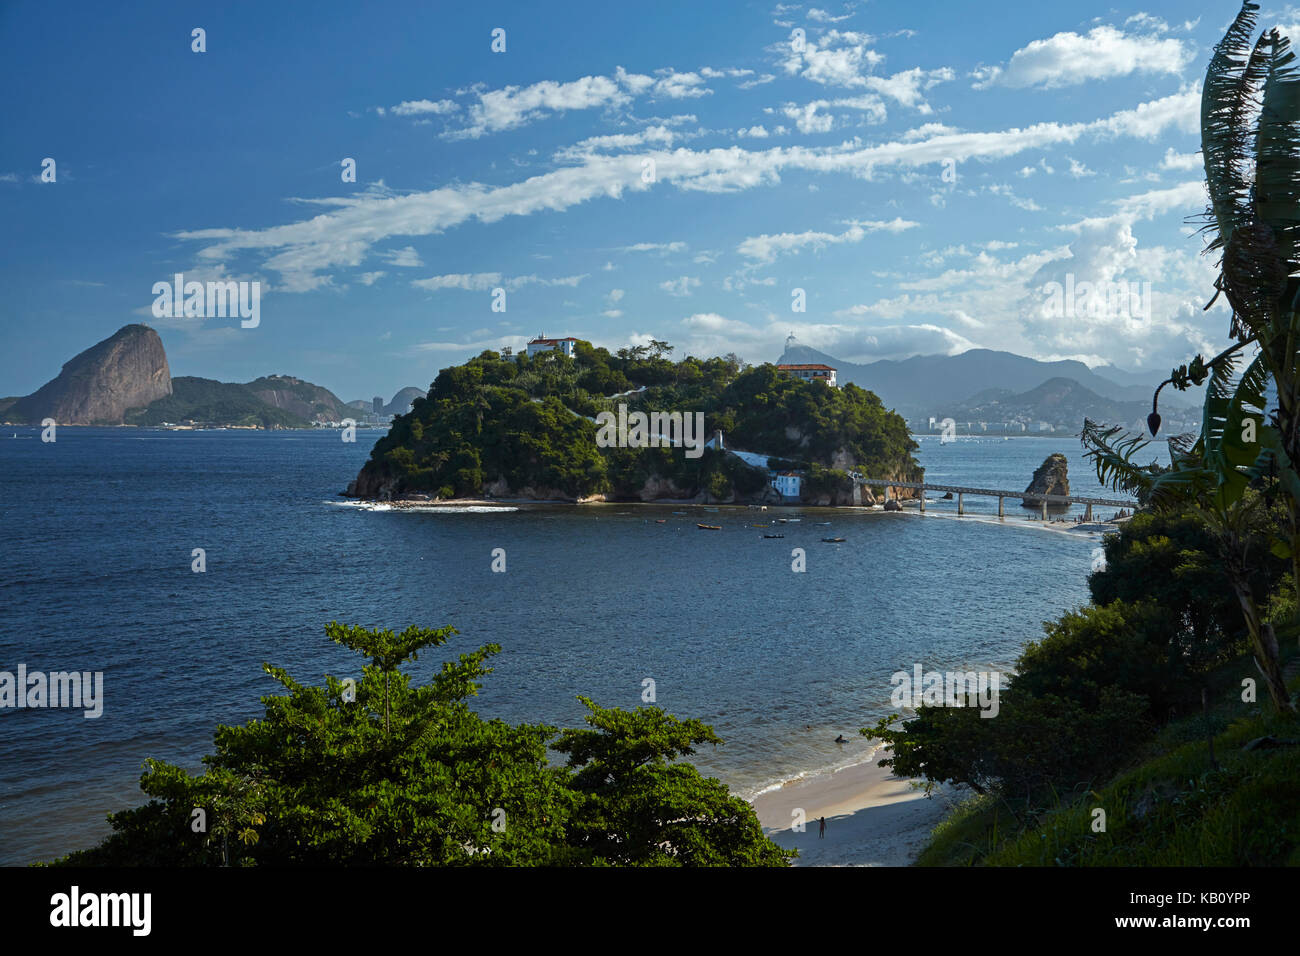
3;324;171;425
1022;453;1070;508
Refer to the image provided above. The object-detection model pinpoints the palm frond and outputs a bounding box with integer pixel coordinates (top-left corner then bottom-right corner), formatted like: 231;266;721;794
1252;29;1300;280
1078;419;1161;497
1201;1;1265;255
1202;351;1268;504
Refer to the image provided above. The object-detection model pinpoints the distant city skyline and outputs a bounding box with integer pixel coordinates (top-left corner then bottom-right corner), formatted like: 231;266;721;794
1;0;1270;399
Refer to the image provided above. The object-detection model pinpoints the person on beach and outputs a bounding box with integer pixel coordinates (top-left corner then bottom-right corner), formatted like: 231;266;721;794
819;817;826;839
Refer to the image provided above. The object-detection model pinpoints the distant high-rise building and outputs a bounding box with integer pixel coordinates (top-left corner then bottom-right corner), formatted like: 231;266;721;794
373;396;383;413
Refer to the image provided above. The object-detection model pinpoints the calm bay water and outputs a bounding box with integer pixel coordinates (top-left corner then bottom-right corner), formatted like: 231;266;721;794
0;428;1153;865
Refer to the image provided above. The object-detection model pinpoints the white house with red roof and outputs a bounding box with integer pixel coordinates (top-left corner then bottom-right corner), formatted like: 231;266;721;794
526;334;579;358
776;363;837;387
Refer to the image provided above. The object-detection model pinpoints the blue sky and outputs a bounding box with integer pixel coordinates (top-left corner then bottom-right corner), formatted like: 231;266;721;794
1;0;1292;401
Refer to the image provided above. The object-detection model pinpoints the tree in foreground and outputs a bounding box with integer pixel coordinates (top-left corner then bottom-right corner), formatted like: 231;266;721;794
53;623;790;867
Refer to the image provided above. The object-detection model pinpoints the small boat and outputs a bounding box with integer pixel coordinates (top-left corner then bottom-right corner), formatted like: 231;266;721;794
655;519;666;524
763;533;785;539
751;523;769;527
821;536;846;543
815;521;831;526
697;523;722;531
672;511;687;515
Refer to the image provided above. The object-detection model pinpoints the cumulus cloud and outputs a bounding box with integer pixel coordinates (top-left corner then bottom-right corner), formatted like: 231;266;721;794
390;99;459;116
448;75;630;139
973;25;1190;90
660;276;702;296
781;29;886;87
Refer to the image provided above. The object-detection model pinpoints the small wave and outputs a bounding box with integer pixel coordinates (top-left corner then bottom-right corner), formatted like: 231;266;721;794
401;505;519;514
324;501;518;514
740;738;890;802
325;500;393;511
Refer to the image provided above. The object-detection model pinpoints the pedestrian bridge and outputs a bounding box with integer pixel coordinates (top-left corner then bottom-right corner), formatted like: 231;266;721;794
852;477;1137;520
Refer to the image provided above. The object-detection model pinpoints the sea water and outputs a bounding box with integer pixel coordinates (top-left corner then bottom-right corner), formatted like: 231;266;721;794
0;428;1158;864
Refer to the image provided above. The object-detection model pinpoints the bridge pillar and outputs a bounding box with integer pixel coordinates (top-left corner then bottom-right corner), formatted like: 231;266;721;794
1040;498;1047;521
919;493;925;513
1085;503;1092;522
997;496;1004;518
884;485;890;503
957;492;964;516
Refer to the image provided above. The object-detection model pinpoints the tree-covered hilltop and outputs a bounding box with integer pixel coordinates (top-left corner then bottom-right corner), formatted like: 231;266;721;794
346;340;921;502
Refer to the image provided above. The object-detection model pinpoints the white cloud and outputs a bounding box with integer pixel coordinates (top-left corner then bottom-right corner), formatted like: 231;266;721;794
987;183;1042;211
807;7;853;23
357;271;387;285
390;99;459;116
1067;157;1096;178
651;69;711;99
1160;148;1201;170
620;241;687;254
781;29;886;88
381;246;423;267
973;25;1190;90
555;125;679;160
449;75;631;139
738;218;919;263
412;273;588;291
660;276;702;296
173;89;1199;291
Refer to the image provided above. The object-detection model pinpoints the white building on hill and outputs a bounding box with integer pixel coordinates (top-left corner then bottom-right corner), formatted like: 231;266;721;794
776;363;837;387
527;335;578;358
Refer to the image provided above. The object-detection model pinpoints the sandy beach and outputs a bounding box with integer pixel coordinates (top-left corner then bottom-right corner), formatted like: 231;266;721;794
752;755;964;866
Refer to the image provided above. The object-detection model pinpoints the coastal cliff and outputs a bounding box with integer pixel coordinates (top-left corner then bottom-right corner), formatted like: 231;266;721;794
3;324;171;425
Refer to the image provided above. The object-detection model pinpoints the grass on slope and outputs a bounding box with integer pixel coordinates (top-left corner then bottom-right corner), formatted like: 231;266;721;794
917;629;1300;866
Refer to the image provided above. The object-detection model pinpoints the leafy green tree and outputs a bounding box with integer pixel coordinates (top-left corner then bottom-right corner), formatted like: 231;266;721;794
55;624;788;867
555;698;794;866
865;601;1203;805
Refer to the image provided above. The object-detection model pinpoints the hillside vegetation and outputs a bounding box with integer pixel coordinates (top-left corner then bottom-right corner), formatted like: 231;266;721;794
347;341;921;502
125;377;310;428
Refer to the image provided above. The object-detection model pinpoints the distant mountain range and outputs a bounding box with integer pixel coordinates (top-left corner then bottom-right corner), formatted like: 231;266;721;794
949;376;1198;434
777;342;1201;433
0;324;422;428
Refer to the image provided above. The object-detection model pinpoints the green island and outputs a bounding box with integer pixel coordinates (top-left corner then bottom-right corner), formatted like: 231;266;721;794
346;341;921;504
